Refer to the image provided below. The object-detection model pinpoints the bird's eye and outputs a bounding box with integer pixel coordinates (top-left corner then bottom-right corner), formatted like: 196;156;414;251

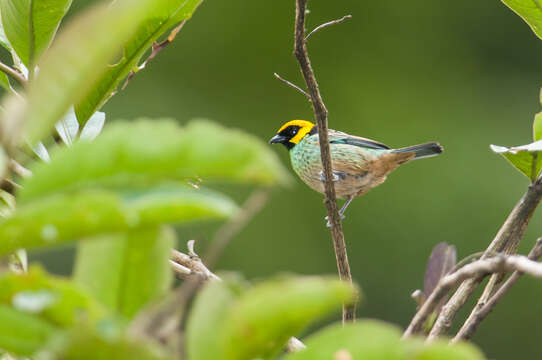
291;128;298;135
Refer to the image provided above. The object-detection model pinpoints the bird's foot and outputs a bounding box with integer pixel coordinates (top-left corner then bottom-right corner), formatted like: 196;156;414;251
319;170;344;183
325;214;346;228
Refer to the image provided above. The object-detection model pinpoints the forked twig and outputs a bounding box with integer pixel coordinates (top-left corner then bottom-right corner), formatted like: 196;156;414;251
451;238;542;342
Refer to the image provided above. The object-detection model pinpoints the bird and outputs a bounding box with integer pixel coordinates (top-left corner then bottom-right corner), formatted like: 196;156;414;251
269;120;443;226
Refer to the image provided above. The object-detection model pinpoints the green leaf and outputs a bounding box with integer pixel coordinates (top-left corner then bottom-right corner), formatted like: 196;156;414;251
44;325;170;360
412;339;485;360
221;276;357;360
0;0;72;67
0;185;237;255
73;227;174;318
0;17;12;52
0;266;107;327
283;320;405;360
0;304;57;356
186;276;246;360
534;111;542;141
501;0;542;39
0;72;10;92
19;119;291;203
18;0;170;144
75;0;203;125
490;142;542;181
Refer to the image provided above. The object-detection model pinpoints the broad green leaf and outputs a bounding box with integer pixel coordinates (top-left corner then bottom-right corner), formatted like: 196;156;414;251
412;339;485;360
0;266;107;326
186;276;246;360
0;190;132;255
0;17;11;52
18;0;169;144
221;277;357;360
283;321;405;360
502;0;542;39
44;326;170;360
0;72;10;91
490;142;542;181
0;304;57;356
0;185;237;255
0;0;72;67
534;111;542;141
75;0;203;125
19;119;291;203
73;227;174;318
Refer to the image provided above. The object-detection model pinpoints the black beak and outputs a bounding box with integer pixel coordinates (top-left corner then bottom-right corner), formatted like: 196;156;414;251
269;134;288;144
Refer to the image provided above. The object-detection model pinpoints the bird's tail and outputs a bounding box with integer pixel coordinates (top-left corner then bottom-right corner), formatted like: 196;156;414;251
392;142;443;160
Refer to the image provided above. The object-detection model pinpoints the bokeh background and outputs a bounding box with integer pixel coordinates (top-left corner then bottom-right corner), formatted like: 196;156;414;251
32;1;542;358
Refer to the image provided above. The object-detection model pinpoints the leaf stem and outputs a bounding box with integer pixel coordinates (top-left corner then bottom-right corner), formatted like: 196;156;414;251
0;61;26;87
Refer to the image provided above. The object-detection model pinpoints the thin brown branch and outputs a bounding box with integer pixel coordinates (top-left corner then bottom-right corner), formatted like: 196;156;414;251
403;251;542;338
293;0;354;322
121;20;187;90
171;241;221;281
424;181;542;339
204;188;270;269
305;15;352;41
0;61;26;87
451;238;542;342
273;72;311;100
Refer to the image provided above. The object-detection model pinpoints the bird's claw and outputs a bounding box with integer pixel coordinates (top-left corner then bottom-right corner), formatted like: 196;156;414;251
325;214;346;228
319;170;341;183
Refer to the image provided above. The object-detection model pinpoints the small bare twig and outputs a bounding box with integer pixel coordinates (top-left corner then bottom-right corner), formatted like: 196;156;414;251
273;72;311;100
0;61;26;87
293;0;354;322
451;238;542;342
425;181;542;339
305;15;352;41
170;241;220;281
121;20;187;90
403;250;542;338
204;188;270;269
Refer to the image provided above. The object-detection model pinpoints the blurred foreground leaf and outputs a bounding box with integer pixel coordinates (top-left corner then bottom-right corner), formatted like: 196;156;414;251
19;119;290;203
18;0;167;143
186;276;356;360
0;304;57;356
501;0;542;39
186;276;244;360
0;0;72;67
284;321;484;360
73;227;174;319
0;185;237;255
0;266;106;326
75;0;202;125
284;321;405;360
44;326;170;360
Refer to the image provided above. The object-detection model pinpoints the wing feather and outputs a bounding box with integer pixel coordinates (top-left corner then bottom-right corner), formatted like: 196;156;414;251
328;130;390;150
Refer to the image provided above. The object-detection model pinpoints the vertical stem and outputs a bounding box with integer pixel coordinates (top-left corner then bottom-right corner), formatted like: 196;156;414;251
293;0;355;322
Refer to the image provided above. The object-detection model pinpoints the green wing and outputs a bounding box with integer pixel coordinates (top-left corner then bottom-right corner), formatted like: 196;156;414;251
328;130;390;150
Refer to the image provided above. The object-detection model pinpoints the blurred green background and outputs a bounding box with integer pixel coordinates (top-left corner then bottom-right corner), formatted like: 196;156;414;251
32;1;542;358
